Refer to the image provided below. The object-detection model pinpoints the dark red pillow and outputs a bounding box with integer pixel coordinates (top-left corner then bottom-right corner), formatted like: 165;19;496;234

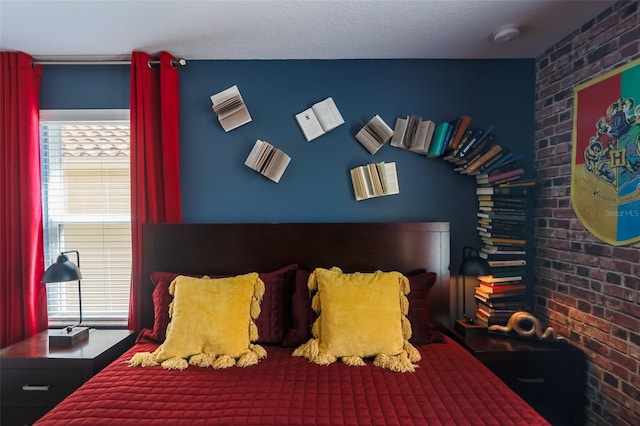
405;270;443;344
140;264;298;345
282;269;314;347
282;268;442;347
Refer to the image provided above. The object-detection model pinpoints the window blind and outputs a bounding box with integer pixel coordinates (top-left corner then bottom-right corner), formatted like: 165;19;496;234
40;110;131;326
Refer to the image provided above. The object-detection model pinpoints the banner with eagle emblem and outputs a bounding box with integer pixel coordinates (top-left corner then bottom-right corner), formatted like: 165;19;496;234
571;58;640;246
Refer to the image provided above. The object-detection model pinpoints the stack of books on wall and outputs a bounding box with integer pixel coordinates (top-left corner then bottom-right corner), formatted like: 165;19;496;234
473;161;535;327
430;116;536;327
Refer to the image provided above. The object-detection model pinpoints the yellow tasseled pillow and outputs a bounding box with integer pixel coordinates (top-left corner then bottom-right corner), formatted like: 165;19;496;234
129;273;266;370
293;267;420;372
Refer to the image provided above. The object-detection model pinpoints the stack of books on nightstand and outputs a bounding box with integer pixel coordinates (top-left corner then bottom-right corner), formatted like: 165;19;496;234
474;274;529;327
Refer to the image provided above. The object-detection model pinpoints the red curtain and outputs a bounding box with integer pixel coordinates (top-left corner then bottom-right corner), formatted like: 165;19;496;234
128;51;182;331
0;52;48;348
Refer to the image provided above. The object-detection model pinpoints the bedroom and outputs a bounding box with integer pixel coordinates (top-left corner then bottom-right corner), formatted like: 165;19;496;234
1;1;638;425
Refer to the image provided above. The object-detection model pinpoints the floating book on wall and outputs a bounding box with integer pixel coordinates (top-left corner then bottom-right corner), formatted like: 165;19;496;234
390;116;435;154
244;140;291;183
355;114;394;154
210;85;252;132
295;97;345;142
350;161;399;201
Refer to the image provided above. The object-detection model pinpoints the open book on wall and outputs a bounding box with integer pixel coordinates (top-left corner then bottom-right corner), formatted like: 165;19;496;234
295;97;345;142
244;140;291;183
350;161;399;201
355;115;394;154
390;116;435;154
210;85;252;132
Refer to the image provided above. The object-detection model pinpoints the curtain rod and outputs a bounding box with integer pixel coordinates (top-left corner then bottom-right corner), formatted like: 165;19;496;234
32;58;187;67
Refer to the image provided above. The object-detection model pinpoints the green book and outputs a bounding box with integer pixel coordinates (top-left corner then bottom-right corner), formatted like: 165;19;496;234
426;122;450;158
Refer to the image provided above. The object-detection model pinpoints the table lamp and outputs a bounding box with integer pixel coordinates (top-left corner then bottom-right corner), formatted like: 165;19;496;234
454;246;491;336
42;250;90;346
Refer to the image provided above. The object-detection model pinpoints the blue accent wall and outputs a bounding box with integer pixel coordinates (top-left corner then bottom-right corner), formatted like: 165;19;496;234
39;58;535;270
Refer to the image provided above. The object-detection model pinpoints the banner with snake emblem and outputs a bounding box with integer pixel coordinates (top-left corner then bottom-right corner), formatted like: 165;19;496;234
571;57;640;246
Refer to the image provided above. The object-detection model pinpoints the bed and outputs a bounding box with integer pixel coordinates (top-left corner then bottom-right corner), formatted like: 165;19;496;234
35;222;549;425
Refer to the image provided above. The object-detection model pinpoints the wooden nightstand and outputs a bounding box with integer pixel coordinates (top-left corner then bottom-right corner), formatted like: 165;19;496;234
449;330;586;426
0;328;136;426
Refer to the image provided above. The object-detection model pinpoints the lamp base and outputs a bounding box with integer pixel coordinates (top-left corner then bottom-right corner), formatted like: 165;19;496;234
455;319;487;337
48;327;90;347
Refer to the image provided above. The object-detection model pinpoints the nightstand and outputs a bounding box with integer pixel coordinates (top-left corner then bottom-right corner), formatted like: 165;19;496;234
0;328;136;426
449;330;586;426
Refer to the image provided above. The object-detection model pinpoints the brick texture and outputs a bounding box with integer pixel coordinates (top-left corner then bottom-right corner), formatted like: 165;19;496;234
534;2;640;424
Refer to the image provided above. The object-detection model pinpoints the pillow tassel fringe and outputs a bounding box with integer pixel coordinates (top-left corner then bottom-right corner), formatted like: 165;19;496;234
189;352;216;368
401;315;412;339
308;272;318;291
292;338;319;359
342;355;366;366
311;293;321;313
400;294;409;316
314;350;337;365
399;275;410;295
237;350;259;367
374;352;415;373
311;318;320;338
161;356;189;370
250;297;261;319
404;340;421;363
127;351;159;367
249;321;259;341
213;354;236;369
254;277;266;300
251;343;268;359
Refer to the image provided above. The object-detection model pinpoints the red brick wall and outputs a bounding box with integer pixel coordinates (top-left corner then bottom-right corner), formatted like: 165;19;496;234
534;1;640;424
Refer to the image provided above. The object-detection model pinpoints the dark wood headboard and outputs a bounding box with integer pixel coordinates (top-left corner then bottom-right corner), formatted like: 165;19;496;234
141;222;451;330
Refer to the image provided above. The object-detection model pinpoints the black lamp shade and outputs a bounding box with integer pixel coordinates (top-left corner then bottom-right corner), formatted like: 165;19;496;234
42;253;83;283
459;255;491;276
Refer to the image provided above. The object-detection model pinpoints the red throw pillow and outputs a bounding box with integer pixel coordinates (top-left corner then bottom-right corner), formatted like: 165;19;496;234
282;269;315;347
405;270;443;344
140;264;298;345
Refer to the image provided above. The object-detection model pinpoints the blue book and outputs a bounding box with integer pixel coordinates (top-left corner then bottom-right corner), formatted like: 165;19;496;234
457;125;495;160
484;152;524;174
426;122;450;158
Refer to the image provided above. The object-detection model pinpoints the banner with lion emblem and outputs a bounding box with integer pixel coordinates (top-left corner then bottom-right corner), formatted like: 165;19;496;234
571;58;640;246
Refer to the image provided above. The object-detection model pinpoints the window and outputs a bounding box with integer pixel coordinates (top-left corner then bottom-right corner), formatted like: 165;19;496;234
40;110;131;326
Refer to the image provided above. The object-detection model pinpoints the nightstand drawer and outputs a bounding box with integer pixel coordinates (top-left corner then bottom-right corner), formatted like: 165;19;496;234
1;367;83;405
490;362;575;398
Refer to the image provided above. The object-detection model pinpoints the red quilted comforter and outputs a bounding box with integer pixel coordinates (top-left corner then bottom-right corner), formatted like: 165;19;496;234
35;337;549;426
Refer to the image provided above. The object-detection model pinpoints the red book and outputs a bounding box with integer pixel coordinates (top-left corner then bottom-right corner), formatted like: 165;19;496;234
478;282;526;293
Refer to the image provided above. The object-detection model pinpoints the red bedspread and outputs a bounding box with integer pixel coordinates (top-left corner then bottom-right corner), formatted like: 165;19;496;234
35;336;549;426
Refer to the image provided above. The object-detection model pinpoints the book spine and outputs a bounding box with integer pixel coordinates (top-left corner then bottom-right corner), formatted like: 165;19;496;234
448;115;472;151
426;122;450;158
465;144;502;173
485;167;525;184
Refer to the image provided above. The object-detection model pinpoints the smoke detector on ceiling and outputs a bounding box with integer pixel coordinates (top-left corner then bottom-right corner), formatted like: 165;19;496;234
492;25;520;43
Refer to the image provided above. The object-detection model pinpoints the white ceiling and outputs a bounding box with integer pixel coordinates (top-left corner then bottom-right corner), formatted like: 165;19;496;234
0;0;617;60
